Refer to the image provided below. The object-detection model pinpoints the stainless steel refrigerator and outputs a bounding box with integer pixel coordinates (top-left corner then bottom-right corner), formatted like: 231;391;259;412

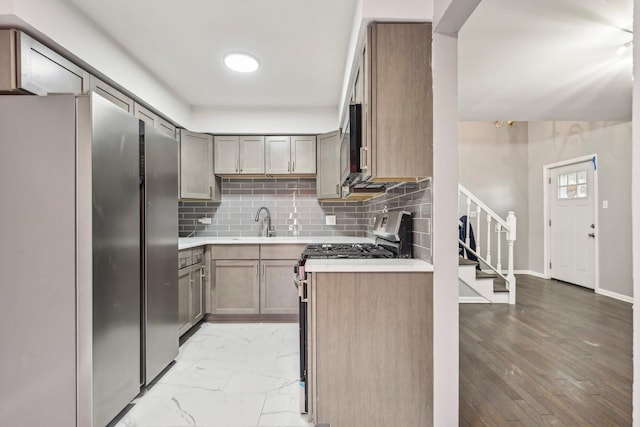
0;93;178;427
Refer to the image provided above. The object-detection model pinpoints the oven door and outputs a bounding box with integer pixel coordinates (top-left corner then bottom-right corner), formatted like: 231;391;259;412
295;266;308;414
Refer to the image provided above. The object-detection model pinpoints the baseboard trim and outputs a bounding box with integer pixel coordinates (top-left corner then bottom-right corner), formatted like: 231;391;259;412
459;296;490;304
501;270;548;279
595;288;634;304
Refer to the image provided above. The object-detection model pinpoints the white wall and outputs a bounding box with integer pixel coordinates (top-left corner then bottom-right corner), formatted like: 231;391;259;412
1;0;191;125
527;121;633;298
189;106;338;134
459;121;530;271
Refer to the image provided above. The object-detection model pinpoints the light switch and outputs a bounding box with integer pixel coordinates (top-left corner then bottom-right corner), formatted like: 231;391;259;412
602;200;608;209
326;215;336;225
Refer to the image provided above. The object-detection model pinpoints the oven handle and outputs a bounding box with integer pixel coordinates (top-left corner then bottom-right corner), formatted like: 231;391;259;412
299;279;309;302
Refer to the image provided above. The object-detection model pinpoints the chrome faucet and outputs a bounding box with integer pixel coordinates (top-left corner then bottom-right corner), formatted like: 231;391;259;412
254;206;275;237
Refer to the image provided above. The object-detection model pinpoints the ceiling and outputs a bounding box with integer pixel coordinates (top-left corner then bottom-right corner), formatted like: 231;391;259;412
64;0;633;122
459;0;633;121
65;0;358;109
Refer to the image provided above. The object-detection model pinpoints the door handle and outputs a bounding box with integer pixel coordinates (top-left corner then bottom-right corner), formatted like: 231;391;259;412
360;147;368;170
588;233;596;238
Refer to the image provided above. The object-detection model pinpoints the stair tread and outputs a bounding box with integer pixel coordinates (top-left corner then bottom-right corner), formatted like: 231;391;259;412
493;278;508;293
459;257;478;266
476;271;498;279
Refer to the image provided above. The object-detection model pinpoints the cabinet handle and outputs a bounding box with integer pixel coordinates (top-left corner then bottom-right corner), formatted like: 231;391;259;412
292;161;295;172
200;266;206;279
336;184;340;196
209;186;213;198
287;160;291;172
360;147;368;170
236;159;239;173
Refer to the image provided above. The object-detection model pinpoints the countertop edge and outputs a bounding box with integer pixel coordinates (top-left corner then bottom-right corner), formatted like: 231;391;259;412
304;259;434;273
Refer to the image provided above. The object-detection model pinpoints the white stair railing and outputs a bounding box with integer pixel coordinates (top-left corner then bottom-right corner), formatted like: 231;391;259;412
458;184;517;304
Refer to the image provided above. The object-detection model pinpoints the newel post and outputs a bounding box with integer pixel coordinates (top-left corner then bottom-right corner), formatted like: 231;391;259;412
506;211;517;305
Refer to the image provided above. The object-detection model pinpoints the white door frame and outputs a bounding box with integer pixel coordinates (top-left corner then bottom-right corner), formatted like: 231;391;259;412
543;154;599;292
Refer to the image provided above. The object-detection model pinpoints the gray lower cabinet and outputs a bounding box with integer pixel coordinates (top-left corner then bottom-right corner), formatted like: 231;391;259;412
178;248;205;336
211;260;260;314
178;266;192;336
209;244;304;317
260;260;299;314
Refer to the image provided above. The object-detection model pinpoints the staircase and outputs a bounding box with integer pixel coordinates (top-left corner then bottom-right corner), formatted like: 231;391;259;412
458;184;517;304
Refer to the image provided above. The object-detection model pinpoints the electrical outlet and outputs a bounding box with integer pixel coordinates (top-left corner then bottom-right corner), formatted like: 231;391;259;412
325;215;336;225
602;200;608;209
198;217;212;224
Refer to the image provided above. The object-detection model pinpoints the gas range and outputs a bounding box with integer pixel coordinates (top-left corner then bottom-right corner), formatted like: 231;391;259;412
295;211;413;415
301;243;394;259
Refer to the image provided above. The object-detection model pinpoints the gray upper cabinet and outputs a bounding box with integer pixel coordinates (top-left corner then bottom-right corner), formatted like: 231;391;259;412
291;136;316;174
265;136;291;174
134;103;176;139
214;136;265;175
158;118;177;139
266;135;316;175
365;22;433;182
91;77;134;113
316;131;342;200
180;129;220;201
0;30;89;95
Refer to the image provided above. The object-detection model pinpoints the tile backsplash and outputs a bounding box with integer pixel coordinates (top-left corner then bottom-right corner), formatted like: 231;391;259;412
179;178;366;238
364;178;432;263
179;177;432;263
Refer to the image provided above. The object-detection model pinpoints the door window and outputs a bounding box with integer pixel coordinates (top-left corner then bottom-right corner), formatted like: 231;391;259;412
558;170;587;199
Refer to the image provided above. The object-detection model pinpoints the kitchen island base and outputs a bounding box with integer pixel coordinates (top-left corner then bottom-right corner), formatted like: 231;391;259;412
307;271;433;427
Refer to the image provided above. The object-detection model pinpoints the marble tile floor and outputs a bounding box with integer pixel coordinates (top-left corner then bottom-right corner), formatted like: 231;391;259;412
116;323;313;427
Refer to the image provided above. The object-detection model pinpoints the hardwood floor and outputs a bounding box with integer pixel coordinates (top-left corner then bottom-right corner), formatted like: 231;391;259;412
460;274;632;426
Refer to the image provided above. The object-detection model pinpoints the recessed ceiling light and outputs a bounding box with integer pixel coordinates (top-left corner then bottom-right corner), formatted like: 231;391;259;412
224;53;260;73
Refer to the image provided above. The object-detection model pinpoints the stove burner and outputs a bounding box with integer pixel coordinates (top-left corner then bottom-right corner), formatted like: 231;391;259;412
301;243;395;259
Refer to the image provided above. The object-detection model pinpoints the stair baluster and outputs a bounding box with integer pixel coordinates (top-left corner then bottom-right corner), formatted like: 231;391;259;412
458;184;517;304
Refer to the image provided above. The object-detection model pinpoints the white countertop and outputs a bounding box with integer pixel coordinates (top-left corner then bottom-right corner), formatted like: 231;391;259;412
179;236;374;250
304;258;434;273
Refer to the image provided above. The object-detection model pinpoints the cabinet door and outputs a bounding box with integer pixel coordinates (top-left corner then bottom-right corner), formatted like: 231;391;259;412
265;136;291;174
340;133;350;184
212;260;260;314
260;260;299;314
180;130;214;200
158;118;176;139
316;131;341;199
291;136;316;174
368;23;432;180
13;31;89;96
91;77;134;114
192;265;205;323
214;136;240;174
239;136;265;174
178;268;192;336
134;103;158;128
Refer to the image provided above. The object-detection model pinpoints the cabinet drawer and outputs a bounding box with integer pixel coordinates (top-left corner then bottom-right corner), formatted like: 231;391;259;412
210;244;259;260
192;247;204;264
260;244;306;260
179;249;192;269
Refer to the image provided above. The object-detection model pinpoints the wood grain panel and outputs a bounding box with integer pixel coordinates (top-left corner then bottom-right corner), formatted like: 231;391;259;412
312;272;433;427
259;244;306;260
0;30;17;92
210;244;260;260
370;23;432;180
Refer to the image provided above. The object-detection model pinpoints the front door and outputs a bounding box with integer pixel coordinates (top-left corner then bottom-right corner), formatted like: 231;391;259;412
549;160;596;289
